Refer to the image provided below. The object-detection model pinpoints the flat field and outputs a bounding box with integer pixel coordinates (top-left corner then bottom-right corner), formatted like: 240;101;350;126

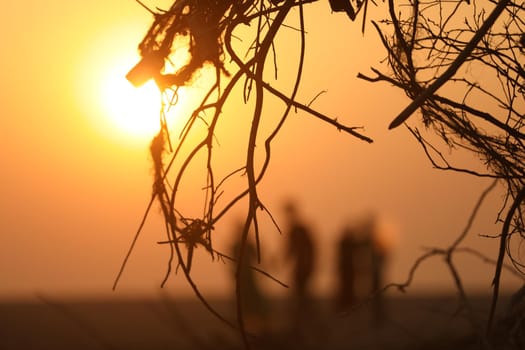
0;294;513;350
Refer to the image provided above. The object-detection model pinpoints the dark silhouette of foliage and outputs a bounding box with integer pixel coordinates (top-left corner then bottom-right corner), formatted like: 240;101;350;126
358;0;525;344
115;0;371;348
114;0;525;348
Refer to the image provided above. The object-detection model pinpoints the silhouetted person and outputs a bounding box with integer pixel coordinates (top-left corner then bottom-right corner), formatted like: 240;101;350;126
335;226;358;311
231;223;268;335
358;213;389;326
335;223;373;308
285;202;315;301
283;201;316;336
367;216;389;326
335;214;390;325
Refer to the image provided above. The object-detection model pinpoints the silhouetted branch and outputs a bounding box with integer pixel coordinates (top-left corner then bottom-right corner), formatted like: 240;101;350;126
389;0;512;129
362;1;525;328
118;1;375;348
488;185;525;332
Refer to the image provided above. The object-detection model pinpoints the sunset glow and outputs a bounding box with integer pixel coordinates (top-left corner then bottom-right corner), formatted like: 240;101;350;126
101;72;161;140
3;0;521;307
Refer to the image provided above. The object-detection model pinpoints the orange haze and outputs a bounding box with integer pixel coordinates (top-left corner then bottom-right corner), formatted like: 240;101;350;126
0;0;520;301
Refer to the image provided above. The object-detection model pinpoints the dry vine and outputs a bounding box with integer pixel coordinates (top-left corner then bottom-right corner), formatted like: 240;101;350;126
357;0;525;343
113;0;371;348
110;0;525;347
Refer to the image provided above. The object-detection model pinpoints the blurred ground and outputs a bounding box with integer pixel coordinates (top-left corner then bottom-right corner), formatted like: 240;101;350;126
0;294;514;350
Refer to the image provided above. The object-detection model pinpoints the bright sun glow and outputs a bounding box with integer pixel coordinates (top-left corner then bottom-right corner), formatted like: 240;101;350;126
101;71;162;140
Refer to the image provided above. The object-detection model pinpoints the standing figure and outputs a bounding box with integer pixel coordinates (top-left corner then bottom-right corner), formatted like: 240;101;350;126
231;222;268;335
368;216;389;326
335;226;358;311
335;213;390;325
285;202;316;300
285;202;327;349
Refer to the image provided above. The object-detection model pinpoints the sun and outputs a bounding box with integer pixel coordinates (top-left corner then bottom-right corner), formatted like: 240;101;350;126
101;68;162;140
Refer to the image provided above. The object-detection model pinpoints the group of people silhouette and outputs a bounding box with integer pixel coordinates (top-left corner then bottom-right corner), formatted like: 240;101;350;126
230;200;390;335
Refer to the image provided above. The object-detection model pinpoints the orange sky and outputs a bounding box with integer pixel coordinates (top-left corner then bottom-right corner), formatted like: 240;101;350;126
0;0;521;301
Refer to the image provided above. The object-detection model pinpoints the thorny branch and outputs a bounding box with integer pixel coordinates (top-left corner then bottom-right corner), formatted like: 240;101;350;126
113;0;525;347
358;0;525;339
115;0;371;347
380;179;498;342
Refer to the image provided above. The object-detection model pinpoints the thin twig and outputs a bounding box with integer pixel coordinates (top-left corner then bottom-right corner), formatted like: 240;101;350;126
389;0;512;129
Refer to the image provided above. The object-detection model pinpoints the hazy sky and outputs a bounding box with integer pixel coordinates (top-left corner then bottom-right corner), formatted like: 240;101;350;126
1;0;521;301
